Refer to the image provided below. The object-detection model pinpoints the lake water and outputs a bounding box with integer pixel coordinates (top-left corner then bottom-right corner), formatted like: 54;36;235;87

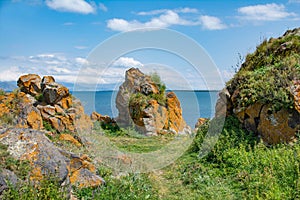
72;91;219;127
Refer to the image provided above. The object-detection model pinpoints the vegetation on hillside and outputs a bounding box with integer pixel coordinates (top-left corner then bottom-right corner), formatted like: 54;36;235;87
227;30;300;111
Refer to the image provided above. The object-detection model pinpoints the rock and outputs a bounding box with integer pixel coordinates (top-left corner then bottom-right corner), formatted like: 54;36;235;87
59;134;82;147
116;68;190;135
194;118;209;132
41;76;55;90
141;99;168;136
116;68;159;126
68;154;105;188
257;105;299;144
165;92;188;134
17;74;41;96
91;111;118;130
291;80;300;113
17;104;43;130
43;82;69;105
217;28;300;145
215;88;231;118
0;128;104;189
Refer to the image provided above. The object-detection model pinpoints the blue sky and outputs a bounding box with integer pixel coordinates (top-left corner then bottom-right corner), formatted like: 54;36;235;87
0;0;299;90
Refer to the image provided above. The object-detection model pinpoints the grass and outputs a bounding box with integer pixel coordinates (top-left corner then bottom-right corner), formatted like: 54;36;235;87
2;116;299;199
227;32;300;112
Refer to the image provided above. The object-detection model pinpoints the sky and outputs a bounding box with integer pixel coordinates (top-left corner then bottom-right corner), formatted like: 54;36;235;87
0;0;299;90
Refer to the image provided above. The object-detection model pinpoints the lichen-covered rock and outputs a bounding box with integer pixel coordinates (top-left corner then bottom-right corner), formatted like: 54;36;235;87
0;74;92;134
59;134;82;147
217;28;300;144
17;74;42;96
91;111;118;130
0;128;104;189
43;82;69;105
68;154;105;188
41;75;55;90
116;68;159;126
116;68;190;135
165;92;189;134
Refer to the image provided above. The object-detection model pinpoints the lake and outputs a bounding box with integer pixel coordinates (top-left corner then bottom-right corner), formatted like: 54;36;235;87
72;91;219;127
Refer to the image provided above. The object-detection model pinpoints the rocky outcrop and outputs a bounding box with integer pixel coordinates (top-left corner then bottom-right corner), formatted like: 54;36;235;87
116;68;191;135
0;74;92;133
216;28;300;144
0;128;104;190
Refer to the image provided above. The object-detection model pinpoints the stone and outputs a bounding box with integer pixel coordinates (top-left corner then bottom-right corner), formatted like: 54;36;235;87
59;134;82;147
0;128;104;189
257;105;299;144
116;68;190;135
165;92;188;134
41;76;55;90
17;74;41;96
116;68;159;126
43;82;69;105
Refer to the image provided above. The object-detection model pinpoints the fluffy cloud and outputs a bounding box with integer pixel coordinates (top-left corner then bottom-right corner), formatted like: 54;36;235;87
107;10;196;31
112;57;144;68
107;8;226;32
237;3;296;21
75;57;90;65
45;0;95;14
199;15;227;30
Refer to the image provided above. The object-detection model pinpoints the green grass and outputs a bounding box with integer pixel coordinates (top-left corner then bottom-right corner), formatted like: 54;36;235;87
2;116;300;199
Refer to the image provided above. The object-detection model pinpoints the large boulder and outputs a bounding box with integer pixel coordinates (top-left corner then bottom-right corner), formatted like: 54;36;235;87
116;68;190;135
43;82;69;105
216;28;300;144
0;128;104;188
17;74;42;96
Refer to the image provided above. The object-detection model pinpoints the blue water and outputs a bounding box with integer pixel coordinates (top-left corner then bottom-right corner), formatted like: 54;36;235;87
72;91;218;127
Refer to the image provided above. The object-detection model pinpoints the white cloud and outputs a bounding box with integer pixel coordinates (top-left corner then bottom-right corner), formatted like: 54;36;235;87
108;8;227;32
137;9;168;16
0;66;23;82
175;7;198;13
112;57;144;68
45;0;96;14
199;15;227;30
75;57;89;65
107;10;199;32
237;3;296;21
99;3;107;12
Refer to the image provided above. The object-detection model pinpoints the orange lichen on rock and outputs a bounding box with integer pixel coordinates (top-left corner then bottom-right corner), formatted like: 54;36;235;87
27;110;43;130
59;134;82;147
